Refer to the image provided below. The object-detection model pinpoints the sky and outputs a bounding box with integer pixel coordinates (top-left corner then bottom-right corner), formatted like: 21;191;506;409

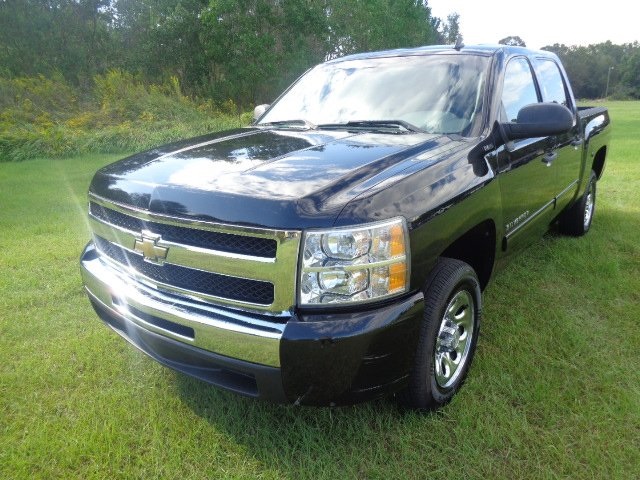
428;0;638;50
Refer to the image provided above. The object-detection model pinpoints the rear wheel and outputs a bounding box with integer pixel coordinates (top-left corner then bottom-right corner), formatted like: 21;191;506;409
559;170;597;236
399;258;481;410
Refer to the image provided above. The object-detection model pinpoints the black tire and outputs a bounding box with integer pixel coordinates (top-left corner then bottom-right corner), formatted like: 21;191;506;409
399;258;481;410
559;170;597;236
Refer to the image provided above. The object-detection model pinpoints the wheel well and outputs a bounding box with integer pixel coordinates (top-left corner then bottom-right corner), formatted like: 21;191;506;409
440;220;496;290
592;146;607;180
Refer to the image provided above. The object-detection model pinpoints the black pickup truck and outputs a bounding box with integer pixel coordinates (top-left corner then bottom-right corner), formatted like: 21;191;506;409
80;45;610;409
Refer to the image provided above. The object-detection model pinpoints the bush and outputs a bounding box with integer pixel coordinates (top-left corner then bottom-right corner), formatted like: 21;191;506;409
609;84;637;100
0;73;247;162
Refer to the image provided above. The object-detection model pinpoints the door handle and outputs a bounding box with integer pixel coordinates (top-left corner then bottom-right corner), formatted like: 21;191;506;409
542;151;557;166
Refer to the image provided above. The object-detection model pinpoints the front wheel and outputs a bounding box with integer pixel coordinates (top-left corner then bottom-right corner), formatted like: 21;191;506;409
399;258;481;410
559;170;597;236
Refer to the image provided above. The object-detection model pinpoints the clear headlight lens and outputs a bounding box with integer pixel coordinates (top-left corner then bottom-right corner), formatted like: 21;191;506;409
299;218;409;305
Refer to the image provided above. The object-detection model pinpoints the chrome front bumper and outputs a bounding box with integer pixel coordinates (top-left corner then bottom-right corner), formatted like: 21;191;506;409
81;241;426;405
80;242;286;367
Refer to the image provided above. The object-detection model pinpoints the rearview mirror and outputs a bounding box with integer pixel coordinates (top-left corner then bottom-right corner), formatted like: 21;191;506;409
502;103;573;140
253;104;270;122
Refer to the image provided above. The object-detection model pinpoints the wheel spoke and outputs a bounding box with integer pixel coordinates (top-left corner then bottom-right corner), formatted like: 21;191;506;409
444;352;459;371
436;353;459;386
456;329;469;355
456;305;472;330
447;293;467;319
453;291;473;330
435;351;445;381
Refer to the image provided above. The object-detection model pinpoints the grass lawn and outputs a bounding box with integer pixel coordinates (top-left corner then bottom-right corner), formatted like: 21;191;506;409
1;102;639;479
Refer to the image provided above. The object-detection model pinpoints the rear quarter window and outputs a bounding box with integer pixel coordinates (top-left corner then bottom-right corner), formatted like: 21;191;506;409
534;59;570;107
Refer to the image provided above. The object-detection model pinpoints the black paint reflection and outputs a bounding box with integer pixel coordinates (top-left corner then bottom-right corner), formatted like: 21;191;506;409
173;130;317;164
89;122;483;229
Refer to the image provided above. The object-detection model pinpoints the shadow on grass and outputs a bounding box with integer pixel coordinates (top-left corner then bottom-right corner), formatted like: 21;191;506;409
173;372;443;476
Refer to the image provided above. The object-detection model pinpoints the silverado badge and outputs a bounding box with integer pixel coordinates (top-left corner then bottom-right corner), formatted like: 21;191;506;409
133;231;168;265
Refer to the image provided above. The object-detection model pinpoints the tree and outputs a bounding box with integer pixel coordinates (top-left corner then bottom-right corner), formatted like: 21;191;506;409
0;0;114;83
112;0;210;92
440;13;461;45
499;36;526;47
326;0;440;59
619;46;640;97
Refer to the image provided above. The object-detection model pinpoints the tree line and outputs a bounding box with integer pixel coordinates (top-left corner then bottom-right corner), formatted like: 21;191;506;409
543;42;640;99
1;1;638;106
0;0;462;107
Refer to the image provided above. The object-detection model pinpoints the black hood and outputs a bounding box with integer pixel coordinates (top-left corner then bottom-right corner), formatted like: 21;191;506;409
90;127;469;229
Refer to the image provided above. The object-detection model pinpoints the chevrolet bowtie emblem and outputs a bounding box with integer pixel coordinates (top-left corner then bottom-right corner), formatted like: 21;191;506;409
133;231;168;265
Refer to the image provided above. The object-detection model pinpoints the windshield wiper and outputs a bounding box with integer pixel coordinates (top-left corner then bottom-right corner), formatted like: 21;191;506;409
259;119;317;130
317;120;424;133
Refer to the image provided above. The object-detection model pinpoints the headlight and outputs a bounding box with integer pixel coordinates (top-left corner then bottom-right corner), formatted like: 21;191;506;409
299;218;409;305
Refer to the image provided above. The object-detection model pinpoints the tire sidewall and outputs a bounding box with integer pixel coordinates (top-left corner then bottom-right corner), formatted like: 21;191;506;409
427;277;481;403
410;261;482;408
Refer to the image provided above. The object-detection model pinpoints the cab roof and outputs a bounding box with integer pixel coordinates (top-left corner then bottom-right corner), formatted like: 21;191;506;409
328;44;553;64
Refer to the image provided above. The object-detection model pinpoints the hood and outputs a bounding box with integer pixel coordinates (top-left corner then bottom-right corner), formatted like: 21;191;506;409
90;127;467;229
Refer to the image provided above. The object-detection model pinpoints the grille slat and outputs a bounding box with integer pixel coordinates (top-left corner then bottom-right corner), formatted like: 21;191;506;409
90;202;277;258
95;236;274;305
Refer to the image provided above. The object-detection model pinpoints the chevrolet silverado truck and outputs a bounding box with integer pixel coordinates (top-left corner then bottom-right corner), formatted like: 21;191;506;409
80;45;610;409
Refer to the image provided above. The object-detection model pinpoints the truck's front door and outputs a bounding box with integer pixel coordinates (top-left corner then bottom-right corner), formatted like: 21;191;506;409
496;56;558;252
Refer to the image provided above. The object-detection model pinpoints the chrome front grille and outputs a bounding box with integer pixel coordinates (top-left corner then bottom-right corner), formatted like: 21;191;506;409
88;194;301;314
93;236;275;304
90;202;277;258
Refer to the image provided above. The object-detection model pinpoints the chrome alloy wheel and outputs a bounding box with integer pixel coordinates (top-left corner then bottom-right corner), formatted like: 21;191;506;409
584;182;595;230
434;290;475;388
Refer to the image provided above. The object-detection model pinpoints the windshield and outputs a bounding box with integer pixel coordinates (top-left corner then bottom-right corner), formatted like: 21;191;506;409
259;54;490;136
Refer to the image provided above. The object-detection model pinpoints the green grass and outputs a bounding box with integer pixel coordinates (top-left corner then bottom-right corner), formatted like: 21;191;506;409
1;102;639;479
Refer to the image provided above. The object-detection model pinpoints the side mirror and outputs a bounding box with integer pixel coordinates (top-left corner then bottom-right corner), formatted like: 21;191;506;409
502;102;573;140
468;103;574;165
253;104;270;122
